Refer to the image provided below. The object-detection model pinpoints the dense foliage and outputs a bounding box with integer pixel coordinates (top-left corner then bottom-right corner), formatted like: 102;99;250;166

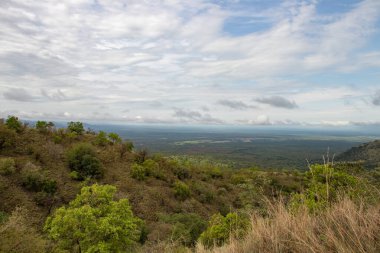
45;184;142;253
66;143;103;179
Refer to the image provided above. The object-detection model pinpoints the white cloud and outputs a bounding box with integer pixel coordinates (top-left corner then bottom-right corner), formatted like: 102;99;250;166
0;0;379;125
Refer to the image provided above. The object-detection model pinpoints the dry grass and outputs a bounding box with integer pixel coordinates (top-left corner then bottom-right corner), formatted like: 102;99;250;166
197;198;380;253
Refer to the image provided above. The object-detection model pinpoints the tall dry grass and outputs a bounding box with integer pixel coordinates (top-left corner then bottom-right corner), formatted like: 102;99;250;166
197;198;380;253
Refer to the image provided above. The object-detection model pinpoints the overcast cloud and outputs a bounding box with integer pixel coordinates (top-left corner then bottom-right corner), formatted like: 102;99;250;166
0;0;379;125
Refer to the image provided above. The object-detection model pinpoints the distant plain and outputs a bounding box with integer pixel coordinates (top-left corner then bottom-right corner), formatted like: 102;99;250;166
88;124;380;169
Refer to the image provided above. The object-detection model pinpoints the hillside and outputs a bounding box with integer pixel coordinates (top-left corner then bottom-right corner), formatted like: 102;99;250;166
0;116;379;253
336;140;380;169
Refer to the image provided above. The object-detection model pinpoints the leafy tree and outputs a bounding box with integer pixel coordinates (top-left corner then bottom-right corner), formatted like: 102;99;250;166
5;115;22;133
67;121;84;135
35;121;54;133
199;212;249;248
108;132;122;144
94;131;109;146
67;143;103;179
45;184;142;253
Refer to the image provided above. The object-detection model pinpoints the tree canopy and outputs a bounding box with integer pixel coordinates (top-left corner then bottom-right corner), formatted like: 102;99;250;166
44;184;142;253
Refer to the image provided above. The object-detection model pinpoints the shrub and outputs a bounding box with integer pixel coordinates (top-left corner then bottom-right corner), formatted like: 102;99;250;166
207;167;223;179
134;149;148;164
33;191;56;206
108;132;122;144
173;166;191;180
52;133;63;144
35;121;54;133
66;143;103;179
0;211;8;224
173;181;191;200
131;163;148;181
159;213;207;246
67;121;84;135
94;131;109;146
69;170;81;180
119;141;134;157
199;212;249;248
289;163;365;213
0;126;16;150
21;170;57;194
5;115;22;133
0;158;16;175
44;184;142;252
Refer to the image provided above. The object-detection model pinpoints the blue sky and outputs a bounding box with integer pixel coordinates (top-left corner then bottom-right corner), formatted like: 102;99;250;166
0;0;379;127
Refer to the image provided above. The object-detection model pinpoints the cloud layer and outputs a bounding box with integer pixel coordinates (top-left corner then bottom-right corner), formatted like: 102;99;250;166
0;0;379;125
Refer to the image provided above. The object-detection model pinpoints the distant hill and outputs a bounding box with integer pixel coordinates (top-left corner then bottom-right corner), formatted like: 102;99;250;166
336;140;380;169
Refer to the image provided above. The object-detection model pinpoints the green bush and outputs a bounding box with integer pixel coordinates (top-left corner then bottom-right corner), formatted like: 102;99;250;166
35;121;54;133
0;211;8;224
0;158;16;175
0;126;16;150
207;167;223;179
173;181;191;200
5;116;22;133
130;163;148;181
94;131;109;146
289;163;365;213
22;170;57;194
44;184;142;252
173;166;191;180
199;212;249;248
159;213;207;246
66;143;103;179
108;132;122;144
67;121;84;135
69;171;81;180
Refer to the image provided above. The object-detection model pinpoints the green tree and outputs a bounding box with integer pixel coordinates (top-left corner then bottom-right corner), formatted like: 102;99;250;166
35;121;54;133
94;131;109;146
5;115;22;133
200;212;249;248
45;184;142;253
108;132;122;144
67;143;103;179
67;121;84;135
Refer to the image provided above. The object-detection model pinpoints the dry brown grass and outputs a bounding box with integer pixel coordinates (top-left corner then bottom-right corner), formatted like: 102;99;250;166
197;198;380;253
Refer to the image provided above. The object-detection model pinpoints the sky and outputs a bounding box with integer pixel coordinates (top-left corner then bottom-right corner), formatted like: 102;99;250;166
0;0;380;127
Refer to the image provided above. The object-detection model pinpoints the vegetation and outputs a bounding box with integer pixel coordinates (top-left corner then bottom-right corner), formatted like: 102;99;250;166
0;157;16;175
5;115;23;133
67;121;85;135
199;212;249;248
0;115;379;252
45;184;142;253
66;143;103;179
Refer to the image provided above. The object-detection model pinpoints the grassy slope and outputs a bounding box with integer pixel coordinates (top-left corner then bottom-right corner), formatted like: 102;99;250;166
336;140;380;169
0;123;305;246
